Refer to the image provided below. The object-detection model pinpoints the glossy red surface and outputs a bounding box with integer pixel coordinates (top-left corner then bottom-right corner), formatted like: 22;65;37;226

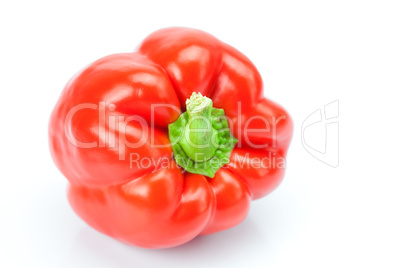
49;27;293;248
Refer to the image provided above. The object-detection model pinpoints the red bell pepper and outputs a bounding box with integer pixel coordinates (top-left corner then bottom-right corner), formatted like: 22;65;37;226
49;27;293;248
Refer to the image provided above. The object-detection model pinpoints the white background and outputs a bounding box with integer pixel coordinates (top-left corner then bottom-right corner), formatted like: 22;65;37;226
1;1;401;267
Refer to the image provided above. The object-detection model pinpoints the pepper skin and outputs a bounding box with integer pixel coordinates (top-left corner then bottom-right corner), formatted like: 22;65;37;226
49;27;293;248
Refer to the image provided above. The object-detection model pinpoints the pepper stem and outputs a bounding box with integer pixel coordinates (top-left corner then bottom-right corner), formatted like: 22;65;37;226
168;92;238;178
179;93;218;162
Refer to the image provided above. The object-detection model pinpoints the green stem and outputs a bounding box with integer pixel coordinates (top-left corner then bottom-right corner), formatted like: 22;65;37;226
168;92;237;178
180;93;218;162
